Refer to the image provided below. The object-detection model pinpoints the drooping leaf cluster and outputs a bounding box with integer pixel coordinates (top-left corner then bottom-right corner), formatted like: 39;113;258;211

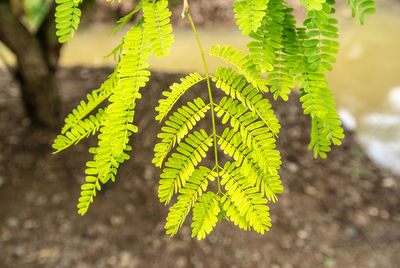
152;39;284;238
53;0;174;215
55;0;83;43
236;0;346;158
53;0;376;239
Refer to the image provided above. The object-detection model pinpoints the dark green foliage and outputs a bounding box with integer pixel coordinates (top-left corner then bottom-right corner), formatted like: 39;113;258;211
53;0;375;239
24;0;50;26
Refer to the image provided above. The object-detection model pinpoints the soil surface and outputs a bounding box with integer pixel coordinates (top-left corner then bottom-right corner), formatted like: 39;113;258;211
0;67;400;268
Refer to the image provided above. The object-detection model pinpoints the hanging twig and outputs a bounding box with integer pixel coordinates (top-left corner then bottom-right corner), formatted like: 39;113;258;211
181;0;189;18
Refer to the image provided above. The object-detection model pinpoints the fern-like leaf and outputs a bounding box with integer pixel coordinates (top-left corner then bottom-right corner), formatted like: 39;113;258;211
213;67;280;136
155;72;205;122
52;72;117;153
209;45;268;92
233;0;269;36
294;1;344;158
299;0;326;11
302;6;339;72
153;98;210;167
219;162;272;234
55;0;82;43
347;0;376;25
246;0;285;73
191;191;220;240
51;0;374;239
220;194;249;231
217;127;283;202
77;26;151;215
215;97;282;176
60;72;117;135
53;108;105;153
143;0;174;58
77;153;102;215
96;26;150;181
113;0;148;33
159;130;213;204
246;0;299;100
266;2;297;101
97;27;150;178
165;166;217;236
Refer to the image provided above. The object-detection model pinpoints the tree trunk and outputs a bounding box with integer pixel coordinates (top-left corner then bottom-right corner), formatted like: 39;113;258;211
0;1;60;128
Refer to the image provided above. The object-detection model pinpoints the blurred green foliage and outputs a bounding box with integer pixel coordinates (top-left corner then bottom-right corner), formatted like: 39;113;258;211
23;0;50;28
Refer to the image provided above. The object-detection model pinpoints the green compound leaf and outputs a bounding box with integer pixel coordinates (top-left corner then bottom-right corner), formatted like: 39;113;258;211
143;0;174;58
294;2;344;158
153;98;210;168
77;26;151;215
233;0;270;36
246;0;285;73
53;73;118;153
158;129;213;204
210;45;268;92
55;0;82;43
347;0;376;25
219;162;272;234
213;67;280;136
52;0;367;240
53;108;105;153
165;166;217;237
217;127;283;202
155;72;205;122
191;191;220;240
215;97;282;178
299;0;326;11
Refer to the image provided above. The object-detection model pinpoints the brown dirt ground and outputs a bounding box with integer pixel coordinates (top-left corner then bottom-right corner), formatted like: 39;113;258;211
0;67;399;268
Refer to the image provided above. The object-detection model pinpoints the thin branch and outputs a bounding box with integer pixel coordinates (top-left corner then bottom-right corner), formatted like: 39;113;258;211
181;0;189;18
187;12;222;196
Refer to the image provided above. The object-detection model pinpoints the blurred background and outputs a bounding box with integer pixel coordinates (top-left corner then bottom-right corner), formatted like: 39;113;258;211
0;0;399;267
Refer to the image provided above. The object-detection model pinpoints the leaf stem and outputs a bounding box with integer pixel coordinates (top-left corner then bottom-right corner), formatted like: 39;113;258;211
187;12;221;195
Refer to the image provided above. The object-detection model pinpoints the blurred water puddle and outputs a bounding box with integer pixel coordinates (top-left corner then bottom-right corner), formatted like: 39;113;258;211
340;84;400;174
356;86;400;174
